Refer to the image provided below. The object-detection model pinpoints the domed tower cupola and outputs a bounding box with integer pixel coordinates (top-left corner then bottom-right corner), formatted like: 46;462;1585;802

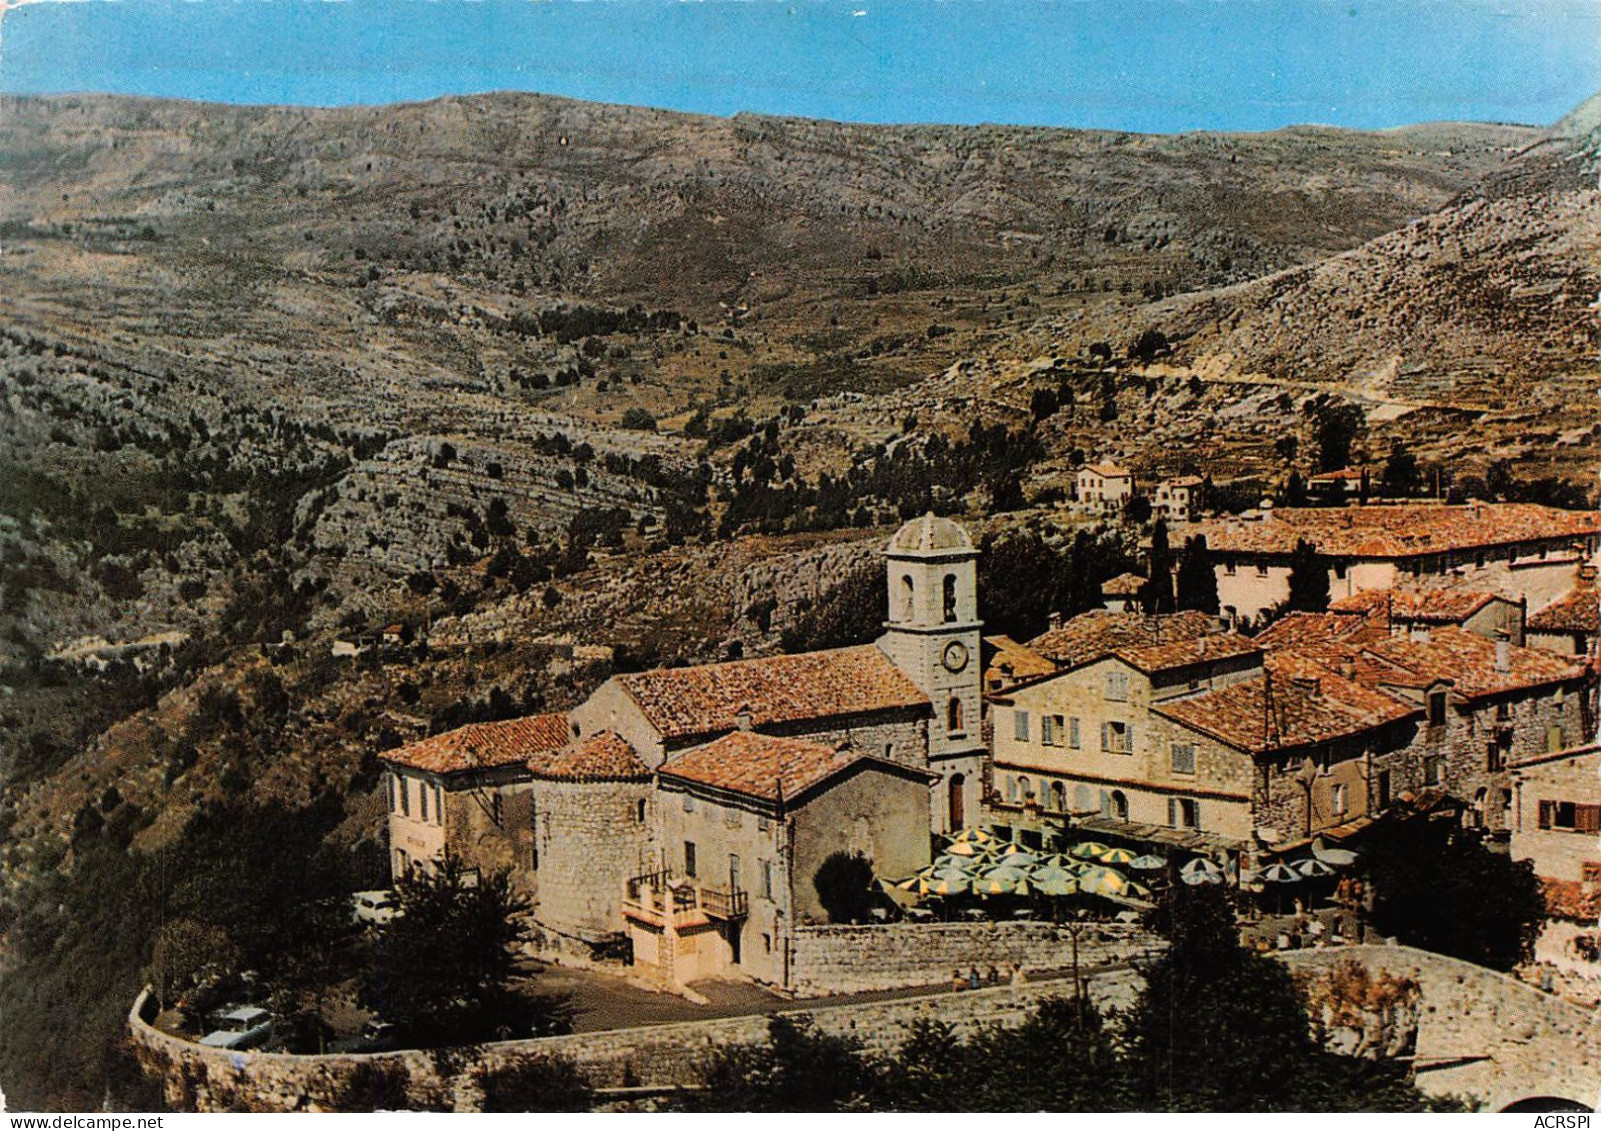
879;514;985;833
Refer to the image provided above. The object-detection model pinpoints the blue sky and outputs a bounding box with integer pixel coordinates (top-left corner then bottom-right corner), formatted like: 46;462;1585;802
2;0;1599;132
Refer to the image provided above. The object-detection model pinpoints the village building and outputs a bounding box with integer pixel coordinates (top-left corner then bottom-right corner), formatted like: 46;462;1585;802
1306;467;1370;500
1508;743;1601;986
1152;475;1205;522
1328;587;1526;645
1190;502;1601;626
380;714;567;886
1525;572;1600;658
1255;615;1591;834
626;732;933;987
378;515;985;988
987;622;1263;844
1076;462;1134;513
1100;572;1146;612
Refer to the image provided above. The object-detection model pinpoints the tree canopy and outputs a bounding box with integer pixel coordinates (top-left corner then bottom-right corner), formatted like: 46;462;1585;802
1286;538;1330;613
357;857;569;1046
1357;814;1545;971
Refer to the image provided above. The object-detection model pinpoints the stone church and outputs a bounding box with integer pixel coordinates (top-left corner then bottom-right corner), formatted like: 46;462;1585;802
380;514;985;987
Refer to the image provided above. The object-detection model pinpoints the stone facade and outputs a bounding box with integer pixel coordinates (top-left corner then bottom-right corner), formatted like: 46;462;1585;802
990;651;1261;843
787;921;1160;997
1510;744;1601;885
132;946;1601;1112
531;776;654;941
640;759;936;988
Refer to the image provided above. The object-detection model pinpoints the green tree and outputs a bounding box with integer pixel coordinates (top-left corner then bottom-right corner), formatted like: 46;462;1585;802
1127;884;1428;1111
478;1054;595;1112
1282;470;1309;508
1286;538;1329;613
689;1015;882;1112
144;919;240;1011
812;851;875;924
1175;535;1220;616
1312;402;1365;474
620;407;658;432
1357;814;1545;971
1144;519;1174;613
357;857;569;1046
885;997;1129;1111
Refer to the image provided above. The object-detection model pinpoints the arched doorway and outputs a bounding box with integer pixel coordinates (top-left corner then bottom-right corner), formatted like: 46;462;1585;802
948;773;966;829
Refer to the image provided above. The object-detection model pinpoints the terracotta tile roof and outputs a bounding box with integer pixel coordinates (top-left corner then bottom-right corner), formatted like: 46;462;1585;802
381;713;569;775
1254;612;1380;654
1528;586;1600;634
1308;467;1368;483
1116;632;1261;674
1025;610;1219;668
1194;503;1601;559
1101;572;1147;596
1156;652;1417;755
984;634;1057;689
1329;587;1499;624
1161;475;1205;488
658;731;924;803
527;729;650;781
616;645;928;741
1083;462;1132;478
1357;625;1584;699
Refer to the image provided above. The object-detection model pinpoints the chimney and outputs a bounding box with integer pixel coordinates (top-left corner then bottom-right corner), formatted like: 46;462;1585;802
1409;625;1431;644
1339;659;1357;681
1291;675;1322;699
1260;499;1274;523
735;704;755;731
1048;611;1063;631
1495;630;1511;674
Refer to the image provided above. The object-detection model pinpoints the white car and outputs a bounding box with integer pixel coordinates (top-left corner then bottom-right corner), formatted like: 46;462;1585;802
352;889;400;925
197;1005;273;1050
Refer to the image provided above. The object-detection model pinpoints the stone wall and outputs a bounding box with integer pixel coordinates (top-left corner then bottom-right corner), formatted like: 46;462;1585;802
531;776;654;940
1281;945;1601;1111
130;968;1144;1113
132;945;1601;1112
788;920;1161;997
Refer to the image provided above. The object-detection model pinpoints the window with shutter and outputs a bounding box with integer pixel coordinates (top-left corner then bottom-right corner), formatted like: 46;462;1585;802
1578;804;1601;834
1172;743;1196;775
1041;715;1056;745
1014;710;1031;742
1538;800;1554;829
1069;717;1080;749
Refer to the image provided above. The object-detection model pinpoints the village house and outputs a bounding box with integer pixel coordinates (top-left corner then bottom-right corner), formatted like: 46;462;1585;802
1189;502;1601;625
1507;743;1601;983
1525;571;1600;658
627;732;933;987
378;515;986;987
1152;475;1205;523
1076;462;1134;513
380;714;568;887
1328;587;1526;645
1255;613;1591;834
1100;572;1146;612
1306;467;1370;500
987;620;1263;843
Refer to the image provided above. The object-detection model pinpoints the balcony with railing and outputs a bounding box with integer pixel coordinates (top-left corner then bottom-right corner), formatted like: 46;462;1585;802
623;869;748;930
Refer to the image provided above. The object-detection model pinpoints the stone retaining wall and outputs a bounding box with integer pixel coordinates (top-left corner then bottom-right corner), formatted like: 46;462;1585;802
129;966;1143;1112
131;944;1601;1112
789;920;1160;996
1281;945;1601;1112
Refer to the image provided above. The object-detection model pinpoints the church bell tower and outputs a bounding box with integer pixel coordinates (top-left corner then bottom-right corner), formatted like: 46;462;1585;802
878;514;985;833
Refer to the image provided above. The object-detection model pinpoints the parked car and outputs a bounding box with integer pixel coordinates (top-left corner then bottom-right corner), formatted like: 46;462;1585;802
351;889;400;925
197;1005;273;1050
